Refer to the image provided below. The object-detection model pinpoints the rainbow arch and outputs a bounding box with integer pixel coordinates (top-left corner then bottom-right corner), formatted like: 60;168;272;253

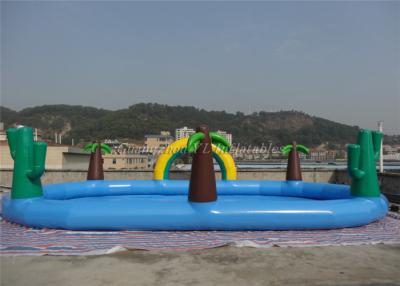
153;138;237;180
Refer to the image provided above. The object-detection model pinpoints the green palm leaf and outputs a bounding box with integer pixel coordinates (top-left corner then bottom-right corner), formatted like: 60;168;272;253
281;143;309;155
100;143;112;154
91;144;98;152
187;132;205;153
83;143;112;154
210;132;231;152
84;143;95;152
281;144;293;155
296;144;309;155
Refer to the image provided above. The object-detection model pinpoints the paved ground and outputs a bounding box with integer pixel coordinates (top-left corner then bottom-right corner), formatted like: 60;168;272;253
2;244;400;286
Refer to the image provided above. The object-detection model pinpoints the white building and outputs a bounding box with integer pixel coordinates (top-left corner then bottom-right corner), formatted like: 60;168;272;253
144;132;174;149
0;141;90;170
383;153;400;160
0;123;43;142
217;130;233;145
175;126;233;145
0;122;6;141
175;126;195;140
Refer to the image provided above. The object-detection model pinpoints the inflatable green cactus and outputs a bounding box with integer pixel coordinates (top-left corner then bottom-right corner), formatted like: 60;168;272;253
7;127;47;199
347;129;382;197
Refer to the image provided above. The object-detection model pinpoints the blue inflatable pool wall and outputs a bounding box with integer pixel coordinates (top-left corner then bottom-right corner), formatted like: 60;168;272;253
2;180;388;230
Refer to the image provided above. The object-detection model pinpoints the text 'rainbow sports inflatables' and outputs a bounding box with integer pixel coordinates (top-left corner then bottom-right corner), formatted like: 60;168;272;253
2;125;388;230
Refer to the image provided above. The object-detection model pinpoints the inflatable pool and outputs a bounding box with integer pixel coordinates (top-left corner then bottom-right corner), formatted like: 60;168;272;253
2;125;388;231
2;180;388;230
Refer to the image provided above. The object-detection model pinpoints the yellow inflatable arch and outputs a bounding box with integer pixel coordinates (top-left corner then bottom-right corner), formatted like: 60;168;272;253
153;138;237;180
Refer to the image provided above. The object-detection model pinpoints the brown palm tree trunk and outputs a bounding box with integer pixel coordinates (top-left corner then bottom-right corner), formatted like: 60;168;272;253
87;143;105;180
188;125;217;202
286;141;302;181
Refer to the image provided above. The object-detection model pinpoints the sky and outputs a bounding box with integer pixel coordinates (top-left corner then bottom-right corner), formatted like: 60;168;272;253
1;1;399;134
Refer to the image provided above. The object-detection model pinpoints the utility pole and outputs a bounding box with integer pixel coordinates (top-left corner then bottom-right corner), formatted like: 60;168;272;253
378;121;383;173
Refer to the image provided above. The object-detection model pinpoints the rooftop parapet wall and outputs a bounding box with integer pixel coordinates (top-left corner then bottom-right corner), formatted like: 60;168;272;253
1;168;338;184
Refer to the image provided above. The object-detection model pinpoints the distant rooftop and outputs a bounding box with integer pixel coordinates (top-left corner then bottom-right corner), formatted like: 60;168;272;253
144;134;174;139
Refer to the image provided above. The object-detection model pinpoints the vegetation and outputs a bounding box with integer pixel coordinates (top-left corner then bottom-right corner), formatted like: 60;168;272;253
1;103;398;146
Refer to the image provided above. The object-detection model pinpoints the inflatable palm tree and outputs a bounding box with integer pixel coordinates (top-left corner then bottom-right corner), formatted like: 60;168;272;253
282;141;309;181
84;142;112;180
187;125;231;202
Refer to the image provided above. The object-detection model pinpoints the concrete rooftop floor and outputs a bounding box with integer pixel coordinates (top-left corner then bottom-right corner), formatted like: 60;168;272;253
2;244;400;286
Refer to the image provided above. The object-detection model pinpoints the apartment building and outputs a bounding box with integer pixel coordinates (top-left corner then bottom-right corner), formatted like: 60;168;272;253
175;126;233;144
144;131;174;149
175;127;195;140
0;141;90;170
103;153;149;170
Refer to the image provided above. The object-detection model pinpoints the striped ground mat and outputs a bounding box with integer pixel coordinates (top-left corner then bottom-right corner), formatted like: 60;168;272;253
2;213;400;256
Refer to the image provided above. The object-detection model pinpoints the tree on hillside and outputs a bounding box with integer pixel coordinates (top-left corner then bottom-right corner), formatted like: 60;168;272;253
2;103;382;146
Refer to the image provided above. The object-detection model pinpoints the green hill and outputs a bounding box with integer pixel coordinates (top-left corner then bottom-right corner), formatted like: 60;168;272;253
0;103;377;147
